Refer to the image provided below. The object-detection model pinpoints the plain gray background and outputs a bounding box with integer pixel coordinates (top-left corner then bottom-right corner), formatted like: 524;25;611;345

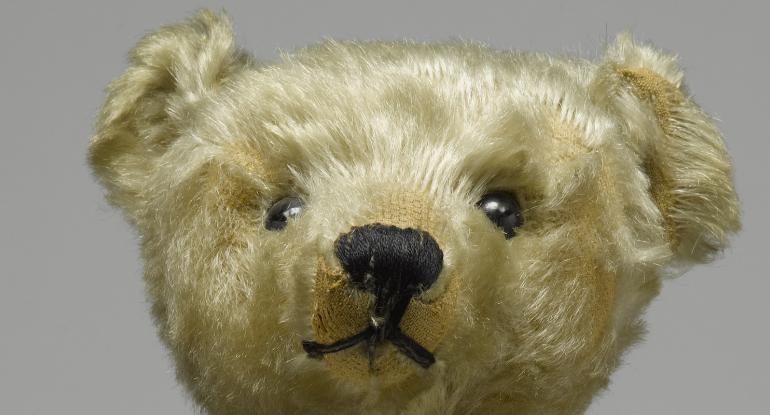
1;1;767;413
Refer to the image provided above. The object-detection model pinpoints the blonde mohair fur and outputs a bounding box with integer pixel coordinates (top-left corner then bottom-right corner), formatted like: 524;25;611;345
88;10;740;415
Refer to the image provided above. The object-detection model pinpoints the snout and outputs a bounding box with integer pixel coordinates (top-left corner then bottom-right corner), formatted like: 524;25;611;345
304;224;444;370
303;195;459;384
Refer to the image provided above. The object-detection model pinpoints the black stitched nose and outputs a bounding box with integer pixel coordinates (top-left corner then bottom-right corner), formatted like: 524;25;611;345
335;224;443;300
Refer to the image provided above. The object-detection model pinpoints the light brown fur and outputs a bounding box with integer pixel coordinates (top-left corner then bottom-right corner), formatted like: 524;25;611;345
88;11;740;414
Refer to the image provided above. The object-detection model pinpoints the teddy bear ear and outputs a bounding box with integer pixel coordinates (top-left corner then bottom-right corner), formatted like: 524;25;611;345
88;10;250;222
593;33;740;265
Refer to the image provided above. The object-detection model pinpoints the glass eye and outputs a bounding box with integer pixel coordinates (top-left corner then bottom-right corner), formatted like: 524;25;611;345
265;197;304;231
476;191;523;239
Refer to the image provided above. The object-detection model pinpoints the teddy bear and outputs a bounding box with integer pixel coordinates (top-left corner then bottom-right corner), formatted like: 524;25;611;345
88;10;740;415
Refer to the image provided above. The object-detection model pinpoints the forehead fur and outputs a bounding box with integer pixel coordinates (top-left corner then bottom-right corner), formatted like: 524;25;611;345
186;41;621;211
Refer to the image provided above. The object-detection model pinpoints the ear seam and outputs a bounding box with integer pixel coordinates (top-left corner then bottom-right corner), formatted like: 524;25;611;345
608;62;740;263
614;66;684;248
616;67;685;134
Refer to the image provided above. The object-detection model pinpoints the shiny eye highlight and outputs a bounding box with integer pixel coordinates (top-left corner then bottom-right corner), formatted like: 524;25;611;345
476;191;523;239
265;197;304;231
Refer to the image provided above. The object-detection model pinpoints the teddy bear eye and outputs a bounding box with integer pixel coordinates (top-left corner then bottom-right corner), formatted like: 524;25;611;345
265;197;304;231
476;191;523;239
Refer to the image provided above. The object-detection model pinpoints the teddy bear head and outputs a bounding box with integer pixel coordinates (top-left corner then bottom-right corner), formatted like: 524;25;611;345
88;11;739;414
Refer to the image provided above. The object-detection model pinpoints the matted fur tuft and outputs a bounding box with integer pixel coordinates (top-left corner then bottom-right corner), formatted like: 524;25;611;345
88;11;740;415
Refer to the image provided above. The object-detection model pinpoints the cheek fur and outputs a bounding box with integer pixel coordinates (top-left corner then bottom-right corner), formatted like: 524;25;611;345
139;161;331;410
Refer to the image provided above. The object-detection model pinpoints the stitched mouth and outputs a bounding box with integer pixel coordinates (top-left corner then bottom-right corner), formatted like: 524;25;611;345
303;282;436;369
302;315;436;369
304;255;458;378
